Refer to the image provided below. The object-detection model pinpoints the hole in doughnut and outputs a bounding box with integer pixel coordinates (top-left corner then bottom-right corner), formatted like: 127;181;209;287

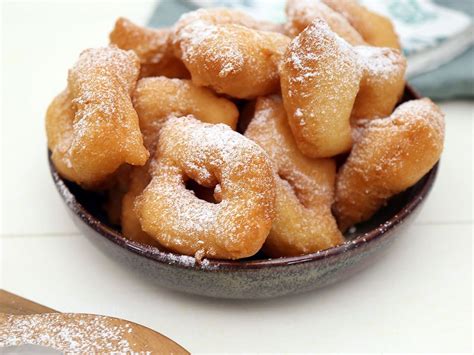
238;100;257;134
277;170;310;209
185;179;222;204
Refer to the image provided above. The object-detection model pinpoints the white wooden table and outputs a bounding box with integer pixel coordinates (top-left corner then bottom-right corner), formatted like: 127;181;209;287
1;1;472;352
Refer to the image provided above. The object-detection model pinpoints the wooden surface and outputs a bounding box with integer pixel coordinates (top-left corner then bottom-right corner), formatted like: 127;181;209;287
0;290;189;353
0;289;58;315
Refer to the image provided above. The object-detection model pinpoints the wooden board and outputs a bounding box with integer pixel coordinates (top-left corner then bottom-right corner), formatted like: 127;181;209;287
0;289;58;315
0;289;189;353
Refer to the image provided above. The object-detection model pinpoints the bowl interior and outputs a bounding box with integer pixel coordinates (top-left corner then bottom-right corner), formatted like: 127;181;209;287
56;162;437;267
50;85;438;269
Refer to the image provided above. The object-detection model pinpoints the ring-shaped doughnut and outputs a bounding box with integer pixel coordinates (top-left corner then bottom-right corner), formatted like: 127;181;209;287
135;116;276;259
120;77;239;244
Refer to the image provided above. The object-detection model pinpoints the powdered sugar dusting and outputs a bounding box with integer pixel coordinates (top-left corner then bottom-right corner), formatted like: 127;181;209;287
173;7;281;35
282;19;362;138
357;98;445;140
68;46;140;147
355;45;405;81
63;45;148;185
164;251;197;266
0;313;133;352
245;96;334;206
155;251;220;270
287;0;331;25
335;98;444;229
284;19;359;93
174;19;245;78
286;0;365;45
55;173;77;206
136;115;275;259
71;46;139;95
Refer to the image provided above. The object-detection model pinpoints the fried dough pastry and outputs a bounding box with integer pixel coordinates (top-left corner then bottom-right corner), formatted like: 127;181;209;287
173;7;284;34
323;0;401;49
285;0;365;45
280;19;362;158
60;46;148;186
110;17;189;79
132;76;239;151
121;77;238;243
47;47;148;186
46;89;83;183
135;116;276;259
334;99;445;231
172;9;291;99
245;96;344;256
45;10;447;260
281;20;406;157
121;164;226;247
103;165;132;226
352;45;407;121
120;164;162;247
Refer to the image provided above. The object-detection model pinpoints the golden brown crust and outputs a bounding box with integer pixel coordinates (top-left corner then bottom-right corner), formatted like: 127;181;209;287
46;89;79;182
334;99;445;231
110;17;189;79
245;96;344;256
280;19;362;158
132;76;239;152
118;77;239;245
172;9;290;99
45;10;429;260
285;0;365;45
135;116;276;259
62;46;149;186
323;0;401;49
352;46;407;120
280;20;407;158
103;165;132;226
121;165;163;247
46;47;149;187
173;7;284;34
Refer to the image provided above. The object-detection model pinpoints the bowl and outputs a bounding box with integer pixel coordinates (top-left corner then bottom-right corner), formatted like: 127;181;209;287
48;86;438;299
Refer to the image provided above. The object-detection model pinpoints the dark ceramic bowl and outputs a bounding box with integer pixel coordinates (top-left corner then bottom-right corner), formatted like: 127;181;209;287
49;86;438;299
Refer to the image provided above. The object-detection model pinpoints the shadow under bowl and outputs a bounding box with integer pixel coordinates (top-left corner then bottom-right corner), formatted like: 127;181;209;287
48;86;438;299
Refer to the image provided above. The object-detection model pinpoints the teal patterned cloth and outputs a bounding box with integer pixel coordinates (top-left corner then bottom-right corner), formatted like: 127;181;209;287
411;45;473;100
409;0;473;99
148;0;474;100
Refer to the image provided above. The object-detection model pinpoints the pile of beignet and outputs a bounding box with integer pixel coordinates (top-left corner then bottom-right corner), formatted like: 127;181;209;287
46;1;445;260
